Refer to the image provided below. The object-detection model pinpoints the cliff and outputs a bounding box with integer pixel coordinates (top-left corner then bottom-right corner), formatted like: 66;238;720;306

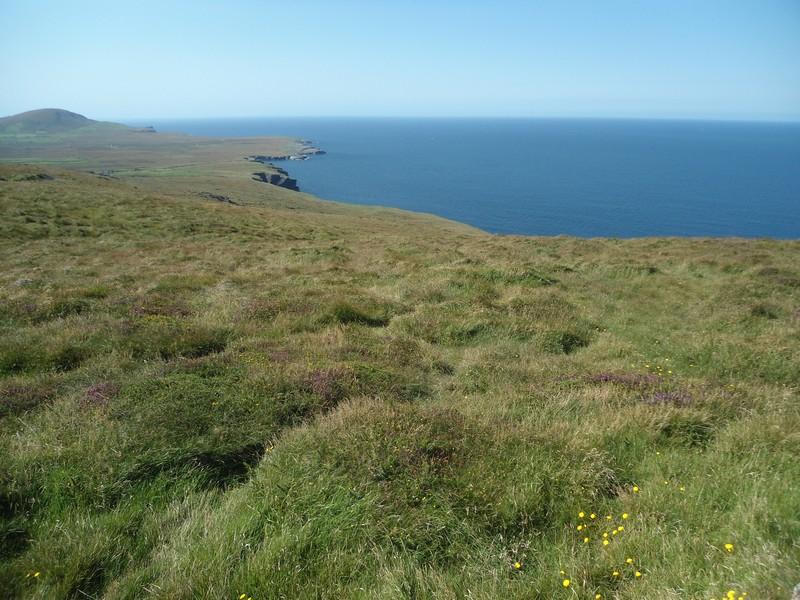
252;168;299;191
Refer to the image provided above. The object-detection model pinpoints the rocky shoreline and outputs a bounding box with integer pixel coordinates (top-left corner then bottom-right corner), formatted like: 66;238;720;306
246;141;326;163
247;140;325;191
251;167;299;191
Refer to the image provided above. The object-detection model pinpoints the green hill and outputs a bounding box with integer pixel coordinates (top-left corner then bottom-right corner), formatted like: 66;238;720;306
0;129;798;598
0;109;303;188
0;109;113;134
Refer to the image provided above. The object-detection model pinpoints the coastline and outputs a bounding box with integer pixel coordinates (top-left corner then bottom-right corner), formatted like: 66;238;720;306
3;114;800;238
245;141;326;191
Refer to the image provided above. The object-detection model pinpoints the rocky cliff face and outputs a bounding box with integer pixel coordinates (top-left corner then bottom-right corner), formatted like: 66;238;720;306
248;154;294;162
246;140;326;163
296;146;326;158
246;140;324;191
252;170;299;191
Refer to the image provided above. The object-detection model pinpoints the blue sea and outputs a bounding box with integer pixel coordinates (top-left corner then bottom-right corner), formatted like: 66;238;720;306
126;118;800;238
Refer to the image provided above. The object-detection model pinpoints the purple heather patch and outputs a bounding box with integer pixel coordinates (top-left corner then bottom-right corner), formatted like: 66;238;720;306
303;367;351;405
83;382;119;407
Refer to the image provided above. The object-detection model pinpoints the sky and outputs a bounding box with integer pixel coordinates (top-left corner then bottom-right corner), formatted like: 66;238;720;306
1;0;799;121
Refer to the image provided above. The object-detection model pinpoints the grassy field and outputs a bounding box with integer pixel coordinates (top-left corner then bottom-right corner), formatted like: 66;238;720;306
0;124;799;598
0;110;303;200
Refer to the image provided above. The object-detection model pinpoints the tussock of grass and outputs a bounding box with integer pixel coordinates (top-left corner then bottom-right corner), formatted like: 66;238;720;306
326;300;391;327
0;164;798;598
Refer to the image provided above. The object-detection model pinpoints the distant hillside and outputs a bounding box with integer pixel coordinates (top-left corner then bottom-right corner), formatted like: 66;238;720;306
0;110;304;187
0;108;126;134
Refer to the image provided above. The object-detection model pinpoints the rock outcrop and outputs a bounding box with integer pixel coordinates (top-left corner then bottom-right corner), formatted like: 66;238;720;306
199;191;238;205
246;139;324;191
248;153;295;162
246;140;326;163
295;146;326;159
252;170;299;191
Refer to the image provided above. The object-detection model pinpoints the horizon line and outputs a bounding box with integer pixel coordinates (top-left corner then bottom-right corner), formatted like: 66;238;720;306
109;114;800;125
4;107;800;125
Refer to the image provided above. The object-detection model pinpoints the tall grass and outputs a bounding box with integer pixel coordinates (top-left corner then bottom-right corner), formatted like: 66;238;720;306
1;165;798;598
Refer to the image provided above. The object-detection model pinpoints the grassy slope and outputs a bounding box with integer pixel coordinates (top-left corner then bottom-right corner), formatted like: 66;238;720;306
0;154;798;599
0;109;114;134
0;117;303;200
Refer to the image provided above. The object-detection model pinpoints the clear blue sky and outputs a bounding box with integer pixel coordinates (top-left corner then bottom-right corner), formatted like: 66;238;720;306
1;0;798;120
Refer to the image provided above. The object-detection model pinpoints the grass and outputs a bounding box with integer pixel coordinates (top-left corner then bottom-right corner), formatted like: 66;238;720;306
0;147;798;599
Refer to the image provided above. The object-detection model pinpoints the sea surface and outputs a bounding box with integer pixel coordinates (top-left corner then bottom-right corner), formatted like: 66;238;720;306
125;117;800;238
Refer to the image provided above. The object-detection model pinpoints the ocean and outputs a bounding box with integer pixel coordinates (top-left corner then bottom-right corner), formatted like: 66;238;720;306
125;117;800;238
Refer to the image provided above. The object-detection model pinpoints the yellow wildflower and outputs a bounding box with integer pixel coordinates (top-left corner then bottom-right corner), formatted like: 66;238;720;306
590;513;597;519
618;526;624;531
632;485;639;493
626;558;634;564
724;543;734;553
34;572;40;578
622;513;629;519
612;571;620;577
596;595;602;599
635;571;642;578
606;515;612;520
562;579;570;588
603;540;610;546
577;525;583;531
240;595;247;600
578;511;585;518
584;537;590;543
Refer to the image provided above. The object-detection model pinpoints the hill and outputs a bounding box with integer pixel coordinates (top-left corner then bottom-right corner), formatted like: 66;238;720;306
0;109;307;197
0;108;112;134
0;146;798;597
